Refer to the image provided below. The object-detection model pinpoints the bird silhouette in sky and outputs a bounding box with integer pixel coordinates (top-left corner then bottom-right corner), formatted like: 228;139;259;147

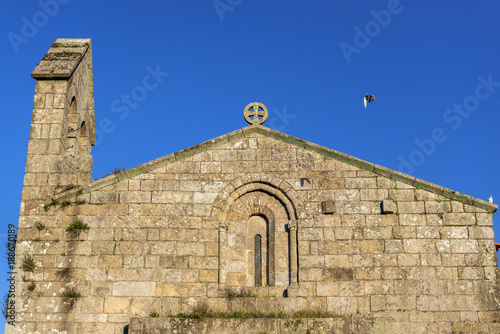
364;94;378;108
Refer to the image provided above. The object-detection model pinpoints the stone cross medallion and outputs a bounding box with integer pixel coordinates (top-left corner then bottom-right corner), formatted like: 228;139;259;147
244;102;268;125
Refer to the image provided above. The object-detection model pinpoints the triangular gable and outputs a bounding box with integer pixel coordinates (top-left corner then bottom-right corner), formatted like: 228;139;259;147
55;125;498;213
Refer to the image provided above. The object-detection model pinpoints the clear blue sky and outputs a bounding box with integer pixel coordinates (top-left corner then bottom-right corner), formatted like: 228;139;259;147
1;0;499;327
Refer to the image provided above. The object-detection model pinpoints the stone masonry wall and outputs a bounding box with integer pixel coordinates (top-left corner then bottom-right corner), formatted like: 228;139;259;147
9;39;499;334
10;127;500;334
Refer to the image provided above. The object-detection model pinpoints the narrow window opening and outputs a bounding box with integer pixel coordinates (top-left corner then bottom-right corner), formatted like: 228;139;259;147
254;234;262;286
65;97;79;154
78;121;89;154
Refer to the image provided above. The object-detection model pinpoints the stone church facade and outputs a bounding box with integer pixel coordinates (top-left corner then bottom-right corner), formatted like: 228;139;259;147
8;39;500;333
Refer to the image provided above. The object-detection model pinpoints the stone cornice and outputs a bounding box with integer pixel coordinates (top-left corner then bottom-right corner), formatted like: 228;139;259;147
31;39;90;80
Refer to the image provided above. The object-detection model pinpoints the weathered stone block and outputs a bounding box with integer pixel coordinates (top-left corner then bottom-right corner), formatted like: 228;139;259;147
447;280;474;295
326;297;351;315
365;281;394;295
359;240;384;254
452;323;489;333
323;268;354;281
420;254;441;266
450;240;479;253
468;226;495;239
443;212;476;226
74;313;108;323
354;267;382;280
411;268;438;281
104;297;132;313
152;191;193;203
338;202;371;214
198;269;218;282
385;240;403;253
90;191;118;204
298;228;324;241
416;226;440;239
318;177;344;189
338;281;364;297
441;254;465;267
386;295;416;311
333;226;353;240
316;282;339;296
300;255;325;267
398;254;420;266
333;189;360;201
440;226;469;239
382;267;406;280
425;200;451;213
451;201;464;212
360;189;388;201
392;226;416;239
398;214;426;226
366;214;397;227
119;191;151;203
123;255;145;267
112;282;155;297
156;283;188;297
324;255;349;268
435;240;451;253
345;178;377;189
193;192;218;204
475;212;494;226
381;199;396;214
403;239;436;254
388;189;415;201
397;201;425;214
458;267;484;279
370;295;386;311
364;227;392;239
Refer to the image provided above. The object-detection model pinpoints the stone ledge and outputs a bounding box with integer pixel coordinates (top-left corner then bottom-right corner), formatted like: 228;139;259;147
129;316;383;334
32;39;91;79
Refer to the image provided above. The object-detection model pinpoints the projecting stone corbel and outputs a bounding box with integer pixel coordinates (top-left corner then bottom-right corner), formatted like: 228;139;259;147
381;199;396;214
321;201;335;214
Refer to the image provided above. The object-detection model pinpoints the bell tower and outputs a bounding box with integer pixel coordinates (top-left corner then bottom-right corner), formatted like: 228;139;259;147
25;38;95;204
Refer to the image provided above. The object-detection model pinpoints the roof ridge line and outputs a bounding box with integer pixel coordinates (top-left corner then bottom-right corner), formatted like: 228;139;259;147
55;125;498;213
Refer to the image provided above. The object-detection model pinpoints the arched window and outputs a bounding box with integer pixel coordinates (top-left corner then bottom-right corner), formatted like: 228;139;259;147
247;215;269;286
65;97;79;154
78;121;89;154
64;97;90;155
219;184;300;293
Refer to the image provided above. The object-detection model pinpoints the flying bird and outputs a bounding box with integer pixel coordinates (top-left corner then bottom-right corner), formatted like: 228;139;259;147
488;195;493;203
364;94;378;108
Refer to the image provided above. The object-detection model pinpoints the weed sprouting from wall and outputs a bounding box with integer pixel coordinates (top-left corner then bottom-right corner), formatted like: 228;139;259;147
1;293;9;320
65;220;90;237
21;254;36;272
34;221;45;231
62;287;81;309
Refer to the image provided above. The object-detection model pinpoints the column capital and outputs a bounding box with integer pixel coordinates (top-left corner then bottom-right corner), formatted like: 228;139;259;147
219;221;228;231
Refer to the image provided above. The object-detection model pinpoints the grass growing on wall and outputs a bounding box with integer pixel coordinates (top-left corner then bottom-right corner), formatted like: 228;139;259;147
169;308;339;319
